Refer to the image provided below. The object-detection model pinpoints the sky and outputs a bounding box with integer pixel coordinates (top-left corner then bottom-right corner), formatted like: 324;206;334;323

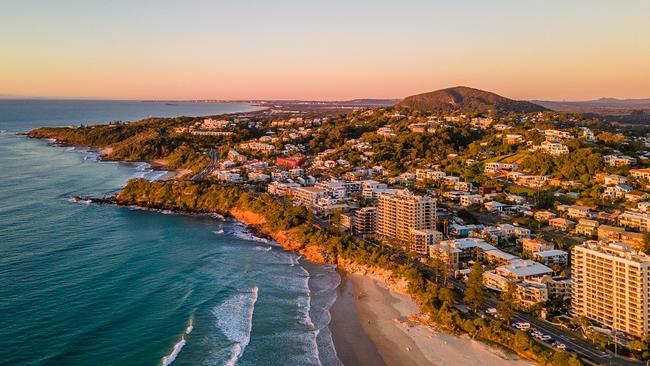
1;0;649;101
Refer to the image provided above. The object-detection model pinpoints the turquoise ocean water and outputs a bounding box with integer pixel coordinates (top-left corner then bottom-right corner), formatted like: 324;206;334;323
0;100;341;366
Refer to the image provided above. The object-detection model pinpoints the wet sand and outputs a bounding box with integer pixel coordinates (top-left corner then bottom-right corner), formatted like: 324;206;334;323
330;271;386;366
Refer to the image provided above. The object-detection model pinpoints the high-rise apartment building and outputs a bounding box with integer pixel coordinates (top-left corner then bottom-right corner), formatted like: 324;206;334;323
376;189;436;246
571;241;650;338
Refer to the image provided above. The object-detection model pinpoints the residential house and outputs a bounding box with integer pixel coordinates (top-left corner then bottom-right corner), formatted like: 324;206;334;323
549;217;575;231
604;155;636;167
619;211;650;232
625;190;650;202
540;141;569;155
504;134;524;144
485;201;509;213
483;259;553;292
292;186;329;207
459;194;485;207
522;238;554;253
574;219;599;237
533;249;569;266
630;169;650;181
534;210;557;222
454;181;473;192
562;205;592;219
603;184;633;200
597;225;645;250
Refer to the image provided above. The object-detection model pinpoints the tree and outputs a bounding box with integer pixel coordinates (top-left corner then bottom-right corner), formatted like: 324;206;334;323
429;255;452;286
497;282;516;324
550;350;582;366
513;331;531;352
628;339;646;352
464;261;486;312
438;286;456;308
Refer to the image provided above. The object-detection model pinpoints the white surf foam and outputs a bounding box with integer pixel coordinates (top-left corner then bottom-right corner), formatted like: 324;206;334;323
66;197;92;205
254;246;272;252
212;229;225;235
161;338;186;366
160;316;194;366
290;255;303;267
145;170;169;181
212;287;259;366
230;223;270;244
210;213;225;220
135;162;150;171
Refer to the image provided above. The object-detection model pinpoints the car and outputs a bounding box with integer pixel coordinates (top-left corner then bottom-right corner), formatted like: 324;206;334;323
554;343;566;350
513;322;530;330
540;335;551;341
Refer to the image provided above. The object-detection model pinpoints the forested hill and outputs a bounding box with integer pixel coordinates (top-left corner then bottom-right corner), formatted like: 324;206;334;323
398;86;548;115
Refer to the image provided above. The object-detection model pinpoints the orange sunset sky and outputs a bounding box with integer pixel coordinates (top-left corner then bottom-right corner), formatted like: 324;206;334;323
1;0;649;101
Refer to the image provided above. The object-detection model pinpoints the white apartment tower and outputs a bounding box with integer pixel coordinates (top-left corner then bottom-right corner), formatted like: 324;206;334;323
571;241;650;338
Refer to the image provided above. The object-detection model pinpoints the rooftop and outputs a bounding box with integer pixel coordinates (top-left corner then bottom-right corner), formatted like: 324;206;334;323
498;259;553;278
534;249;568;258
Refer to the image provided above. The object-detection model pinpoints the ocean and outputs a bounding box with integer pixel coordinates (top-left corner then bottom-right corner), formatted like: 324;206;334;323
0;100;342;366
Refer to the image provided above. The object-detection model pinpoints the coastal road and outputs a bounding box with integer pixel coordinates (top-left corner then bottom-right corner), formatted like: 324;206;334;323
451;278;641;366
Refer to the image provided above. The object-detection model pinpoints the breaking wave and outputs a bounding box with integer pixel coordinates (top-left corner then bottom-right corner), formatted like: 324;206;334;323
160;316;194;366
212;287;259;366
230;223;271;244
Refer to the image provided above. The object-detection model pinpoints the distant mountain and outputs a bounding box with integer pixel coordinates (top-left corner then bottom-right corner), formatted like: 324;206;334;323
398;86;547;114
534;98;650;115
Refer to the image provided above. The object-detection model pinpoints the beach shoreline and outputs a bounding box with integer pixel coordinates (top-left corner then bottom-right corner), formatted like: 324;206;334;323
330;271;536;366
329;270;387;366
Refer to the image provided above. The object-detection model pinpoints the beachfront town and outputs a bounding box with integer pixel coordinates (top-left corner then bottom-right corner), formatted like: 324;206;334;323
163;105;650;364
40;101;650;365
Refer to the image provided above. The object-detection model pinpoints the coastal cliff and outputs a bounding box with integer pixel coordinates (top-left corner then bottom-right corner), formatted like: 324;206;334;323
113;179;340;265
228;207;335;265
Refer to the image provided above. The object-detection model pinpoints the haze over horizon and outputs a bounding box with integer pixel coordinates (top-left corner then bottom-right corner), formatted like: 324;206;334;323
2;0;649;101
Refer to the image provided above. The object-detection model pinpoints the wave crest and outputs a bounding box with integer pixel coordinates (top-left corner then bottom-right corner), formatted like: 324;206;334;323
160;316;194;366
212;287;259;366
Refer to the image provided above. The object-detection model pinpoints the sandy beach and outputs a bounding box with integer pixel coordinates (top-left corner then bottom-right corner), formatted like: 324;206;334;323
331;272;535;366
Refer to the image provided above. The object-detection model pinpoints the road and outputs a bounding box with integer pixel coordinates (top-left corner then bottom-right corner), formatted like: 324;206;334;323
451;277;641;366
